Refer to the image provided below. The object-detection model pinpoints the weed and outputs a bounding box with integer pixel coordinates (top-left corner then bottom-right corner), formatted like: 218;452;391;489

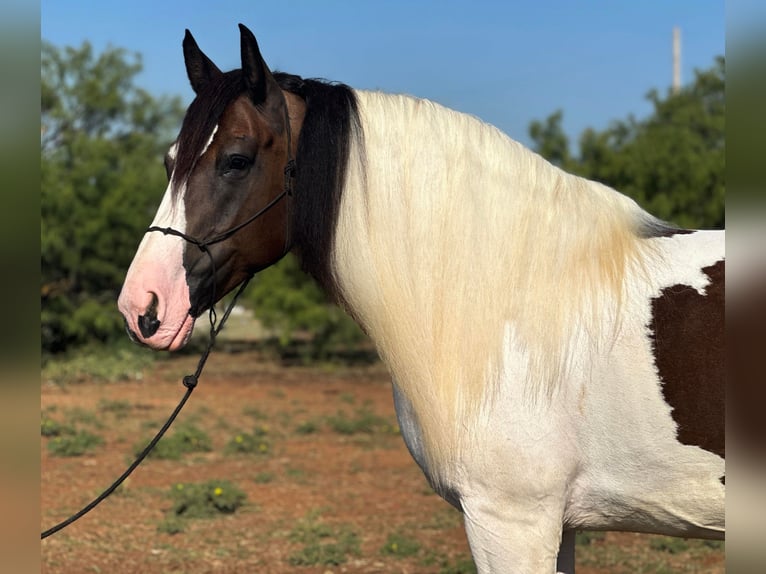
438;555;477;574
47;430;103;457
98;399;133;418
576;533;721;573
285;467;307;483
339;392;356;404
253;472;274;484
157;516;185;535
169;480;247;519
326;408;397;435
287;511;360;566
649;536;690;554
65;407;103;429
380;530;421;557
224;431;271;456
424;507;463;531
41;343;155;385
41;417;73;437
135;423;212;460
294;419;319;435
576;530;606;546
242;406;268;421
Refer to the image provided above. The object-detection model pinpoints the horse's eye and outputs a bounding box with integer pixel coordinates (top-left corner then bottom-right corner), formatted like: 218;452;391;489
227;155;252;172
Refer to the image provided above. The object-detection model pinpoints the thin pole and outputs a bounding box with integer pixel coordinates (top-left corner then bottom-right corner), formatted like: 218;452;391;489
673;27;681;94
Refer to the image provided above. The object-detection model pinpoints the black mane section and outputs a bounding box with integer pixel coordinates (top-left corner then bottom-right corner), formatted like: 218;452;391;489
172;70;245;191
274;73;363;295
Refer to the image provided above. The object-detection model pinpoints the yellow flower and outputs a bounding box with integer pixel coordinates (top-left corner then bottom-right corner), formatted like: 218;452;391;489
235;435;243;443
214;487;223;496
176;483;184;490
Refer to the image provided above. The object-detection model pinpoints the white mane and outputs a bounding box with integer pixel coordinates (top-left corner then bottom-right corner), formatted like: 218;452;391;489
331;91;654;480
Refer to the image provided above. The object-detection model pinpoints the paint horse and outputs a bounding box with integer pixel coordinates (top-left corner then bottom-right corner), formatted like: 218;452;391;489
118;25;724;573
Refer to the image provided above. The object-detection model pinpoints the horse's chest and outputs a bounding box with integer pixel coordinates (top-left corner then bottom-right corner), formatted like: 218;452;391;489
392;384;430;476
391;384;462;508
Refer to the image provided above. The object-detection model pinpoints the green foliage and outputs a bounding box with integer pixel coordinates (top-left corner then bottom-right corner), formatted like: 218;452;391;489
253;472;274;484
41;40;184;353
65;406;103;428
380;530;421;557
47;430;103;457
135;422;212;460
156;516;186;535
168;480;247;518
224;427;272;456
649;536;690;554
575;530;606;546
326;407;398;435
242;406;269;421
437;555;478;574
529;109;571;169
294;419;320;435
529;57;724;229
575;534;724;572
41;342;155;385
40;416;73;437
245;255;367;359
287;511;360;566
98;398;133;419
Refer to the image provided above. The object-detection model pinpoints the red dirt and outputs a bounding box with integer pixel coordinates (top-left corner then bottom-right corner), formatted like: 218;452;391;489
41;351;724;573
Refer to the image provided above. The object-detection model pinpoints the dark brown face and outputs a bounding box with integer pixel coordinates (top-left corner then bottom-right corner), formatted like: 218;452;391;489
118;24;301;350
181;94;293;316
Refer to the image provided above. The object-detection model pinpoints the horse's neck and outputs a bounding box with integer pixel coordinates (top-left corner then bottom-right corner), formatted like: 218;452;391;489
330;90;651;479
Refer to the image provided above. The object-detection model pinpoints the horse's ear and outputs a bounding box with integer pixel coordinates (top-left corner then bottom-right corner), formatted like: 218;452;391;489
183;29;222;94
239;23;281;107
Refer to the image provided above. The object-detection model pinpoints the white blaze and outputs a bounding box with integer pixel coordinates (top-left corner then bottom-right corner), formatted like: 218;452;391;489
117;126;219;350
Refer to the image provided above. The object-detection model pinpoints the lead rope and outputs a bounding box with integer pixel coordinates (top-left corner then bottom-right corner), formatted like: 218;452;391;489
41;275;249;539
42;103;296;540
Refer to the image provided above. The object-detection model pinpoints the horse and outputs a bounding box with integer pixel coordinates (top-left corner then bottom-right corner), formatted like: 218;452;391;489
118;24;725;573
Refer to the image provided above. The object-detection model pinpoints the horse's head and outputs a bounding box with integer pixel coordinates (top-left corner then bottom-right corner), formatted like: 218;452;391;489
118;24;302;350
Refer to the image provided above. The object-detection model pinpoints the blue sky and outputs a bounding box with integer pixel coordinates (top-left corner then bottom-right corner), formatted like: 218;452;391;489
41;1;724;149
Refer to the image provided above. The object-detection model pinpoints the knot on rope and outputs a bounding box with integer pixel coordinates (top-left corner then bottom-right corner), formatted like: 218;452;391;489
183;374;199;389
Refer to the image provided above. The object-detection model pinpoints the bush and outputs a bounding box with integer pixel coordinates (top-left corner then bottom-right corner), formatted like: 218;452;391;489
135;422;212;460
41;417;73;437
41;41;184;354
245;255;367;359
47;430;103;457
41;342;155;385
224;428;271;456
169;480;247;518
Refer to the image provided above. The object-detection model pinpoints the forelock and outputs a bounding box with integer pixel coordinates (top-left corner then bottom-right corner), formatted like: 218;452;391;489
172;70;246;194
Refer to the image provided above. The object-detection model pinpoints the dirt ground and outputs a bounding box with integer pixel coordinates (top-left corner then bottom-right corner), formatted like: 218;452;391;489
41;350;724;573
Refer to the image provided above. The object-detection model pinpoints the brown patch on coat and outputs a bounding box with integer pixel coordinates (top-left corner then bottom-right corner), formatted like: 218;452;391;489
649;260;725;458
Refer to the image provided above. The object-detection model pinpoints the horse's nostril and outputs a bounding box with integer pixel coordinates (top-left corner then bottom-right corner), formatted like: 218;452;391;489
137;293;161;338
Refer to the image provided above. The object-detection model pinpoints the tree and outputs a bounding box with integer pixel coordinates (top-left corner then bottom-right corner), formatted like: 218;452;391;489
529;57;725;229
41;41;185;353
245;255;366;360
